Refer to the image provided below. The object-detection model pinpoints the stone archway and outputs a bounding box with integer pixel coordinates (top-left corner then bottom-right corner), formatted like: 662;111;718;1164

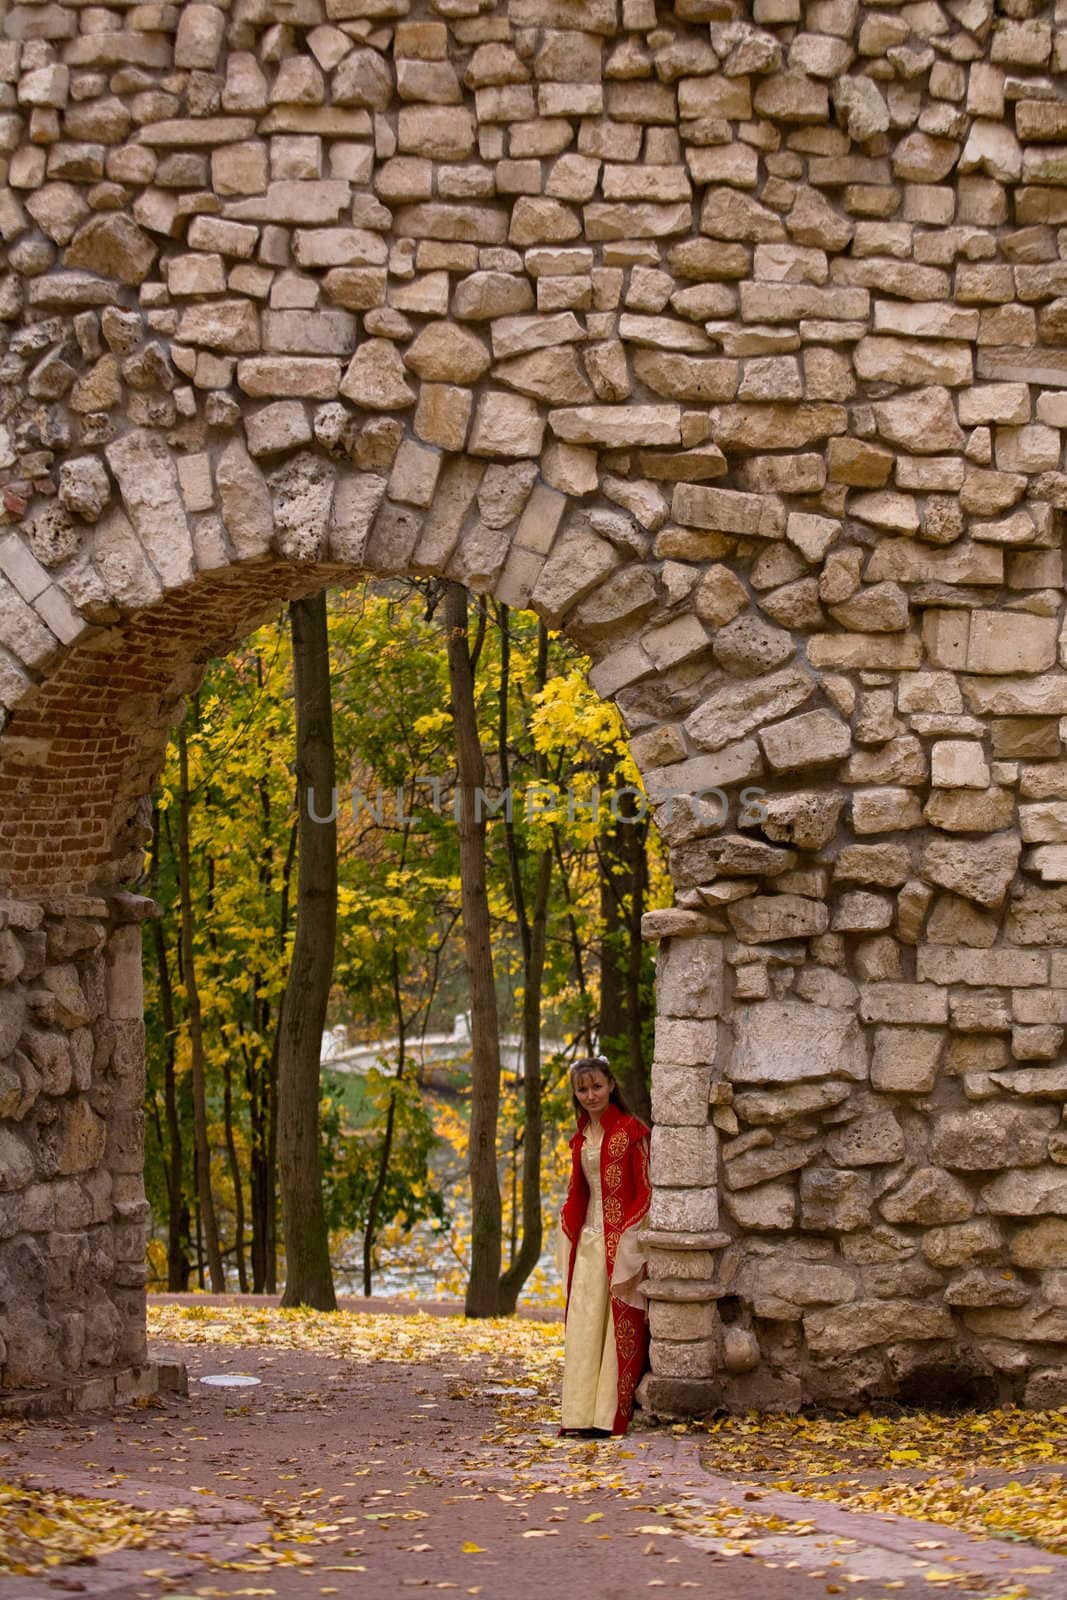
3;0;1067;1414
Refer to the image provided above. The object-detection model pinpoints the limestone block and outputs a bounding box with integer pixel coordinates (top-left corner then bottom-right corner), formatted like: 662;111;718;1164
652;1018;718;1071
104;431;194;589
398;323;489;385
981;1166;1067;1216
339;340;415;410
176;300;260;354
684;666;814;754
855;335;972;386
495;349;594;406
212;141;269;198
237;358;342;401
859;983;948;1025
649;1186;720;1233
852;788;924;833
650;1338;720;1379
870;1028;943;1093
880;1167;975;1225
824;1102;905;1164
632;351;738;404
723;1136;819;1192
529;529;621;627
409;384;470;452
648;1298;718;1341
723;1179;796;1231
215;440;273;561
57;458;109;524
727;895;828;943
744;1254;856;1317
323;43;392;109
729;1001;867;1084
799;1167;873;1232
1009;1218;1067;1267
760;791;843;850
651;1124;717;1189
931;741;991;790
804;1300;953;1359
672;483;784;539
921;833;1021;909
468;392;545;459
932;1106;1056;1173
964;611;1058;676
760;709;850;772
832;892;893;933
55;1099;107;1176
388;441;442;511
736;1083;851;1130
651;1064;713;1127
64;215;156;286
268;453;334;563
396;106;476;162
326;473;386;567
549;405;682;448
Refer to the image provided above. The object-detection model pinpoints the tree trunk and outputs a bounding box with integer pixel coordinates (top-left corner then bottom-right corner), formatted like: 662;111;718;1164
444;581;502;1319
265;819;295;1295
247;1050;268;1294
497;845;550;1313
497;610;551;1315
596;774;652;1125
362;945;405;1297
150;806;190;1291
277;592;338;1311
177;722;225;1292
551;825;595;1052
154;920;190;1290
222;1056;249;1292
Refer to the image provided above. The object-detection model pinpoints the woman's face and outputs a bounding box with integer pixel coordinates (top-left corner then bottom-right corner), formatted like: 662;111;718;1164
574;1069;613;1118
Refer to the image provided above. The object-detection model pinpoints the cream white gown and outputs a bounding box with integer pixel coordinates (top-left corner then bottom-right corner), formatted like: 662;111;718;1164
560;1122;620;1432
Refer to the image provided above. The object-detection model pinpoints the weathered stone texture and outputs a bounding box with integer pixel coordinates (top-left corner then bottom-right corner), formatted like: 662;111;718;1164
0;903;149;1388
1;0;1067;1416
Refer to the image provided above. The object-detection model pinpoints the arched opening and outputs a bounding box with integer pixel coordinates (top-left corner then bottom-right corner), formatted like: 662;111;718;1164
139;573;664;1312
0;542;703;1397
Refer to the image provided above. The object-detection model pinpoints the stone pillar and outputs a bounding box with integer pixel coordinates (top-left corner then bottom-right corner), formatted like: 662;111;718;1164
641;917;728;1414
0;893;153;1395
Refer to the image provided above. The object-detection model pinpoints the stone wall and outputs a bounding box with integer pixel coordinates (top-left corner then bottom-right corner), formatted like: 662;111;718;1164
1;0;1067;1408
0;893;149;1392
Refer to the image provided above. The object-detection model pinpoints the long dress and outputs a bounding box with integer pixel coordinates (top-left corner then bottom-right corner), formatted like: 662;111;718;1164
558;1103;651;1435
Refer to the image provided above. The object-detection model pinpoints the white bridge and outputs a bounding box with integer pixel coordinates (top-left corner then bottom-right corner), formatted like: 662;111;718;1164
321;1014;564;1085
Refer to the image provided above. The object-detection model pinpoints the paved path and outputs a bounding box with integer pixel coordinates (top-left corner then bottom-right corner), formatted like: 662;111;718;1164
2;1323;1066;1600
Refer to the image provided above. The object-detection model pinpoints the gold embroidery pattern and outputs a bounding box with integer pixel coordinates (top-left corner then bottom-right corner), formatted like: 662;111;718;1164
616;1317;637;1363
607;1129;628;1159
604;1195;623;1226
637;1139;650;1189
604;1161;623;1192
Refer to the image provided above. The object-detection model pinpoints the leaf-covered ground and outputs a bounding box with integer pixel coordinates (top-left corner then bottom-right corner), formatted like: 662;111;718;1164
699;1409;1067;1558
0;1477;193;1576
147;1304;1067;1563
148;1299;566;1377
4;1302;1067;1594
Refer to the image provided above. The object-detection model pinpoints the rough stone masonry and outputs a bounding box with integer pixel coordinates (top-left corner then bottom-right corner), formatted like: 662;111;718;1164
2;0;1067;1415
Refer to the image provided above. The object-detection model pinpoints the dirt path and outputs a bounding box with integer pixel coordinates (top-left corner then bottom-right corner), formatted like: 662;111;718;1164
2;1318;1065;1600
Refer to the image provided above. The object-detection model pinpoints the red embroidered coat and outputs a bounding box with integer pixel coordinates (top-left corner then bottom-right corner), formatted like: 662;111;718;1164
559;1103;651;1434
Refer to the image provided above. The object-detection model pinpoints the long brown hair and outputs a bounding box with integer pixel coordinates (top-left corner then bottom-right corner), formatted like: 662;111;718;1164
570;1055;631;1121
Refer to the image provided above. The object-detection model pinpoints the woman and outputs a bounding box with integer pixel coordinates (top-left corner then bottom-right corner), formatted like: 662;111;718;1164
557;1056;651;1438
